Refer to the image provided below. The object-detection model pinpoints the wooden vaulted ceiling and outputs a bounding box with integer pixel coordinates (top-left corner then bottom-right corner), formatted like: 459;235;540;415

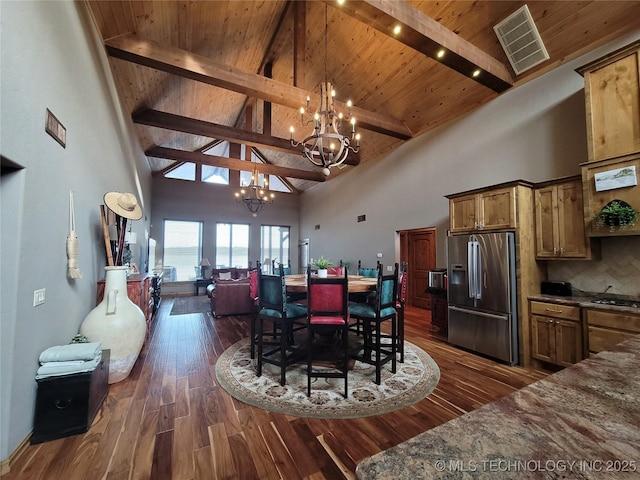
86;0;640;193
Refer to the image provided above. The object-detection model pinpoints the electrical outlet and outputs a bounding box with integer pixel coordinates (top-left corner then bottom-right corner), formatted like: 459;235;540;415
377;253;383;258
33;288;46;306
387;265;393;272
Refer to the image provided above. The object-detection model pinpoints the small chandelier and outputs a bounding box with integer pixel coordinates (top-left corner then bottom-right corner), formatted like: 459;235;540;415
234;167;274;217
289;5;360;176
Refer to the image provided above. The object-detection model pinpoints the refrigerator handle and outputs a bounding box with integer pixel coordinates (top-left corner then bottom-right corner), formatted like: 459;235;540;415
475;242;482;300
449;305;508;321
467;241;475;299
468;240;481;300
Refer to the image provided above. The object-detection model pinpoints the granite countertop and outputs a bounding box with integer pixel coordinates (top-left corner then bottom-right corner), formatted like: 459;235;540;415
528;293;640;315
356;335;640;479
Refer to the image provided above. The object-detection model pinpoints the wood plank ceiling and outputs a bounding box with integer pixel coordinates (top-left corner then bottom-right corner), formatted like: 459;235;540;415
86;0;640;193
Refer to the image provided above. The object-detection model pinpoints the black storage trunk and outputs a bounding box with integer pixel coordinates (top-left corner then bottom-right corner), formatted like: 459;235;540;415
31;350;109;444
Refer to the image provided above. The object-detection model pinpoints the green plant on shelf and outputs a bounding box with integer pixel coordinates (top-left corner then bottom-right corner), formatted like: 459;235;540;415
311;255;333;269
596;200;638;230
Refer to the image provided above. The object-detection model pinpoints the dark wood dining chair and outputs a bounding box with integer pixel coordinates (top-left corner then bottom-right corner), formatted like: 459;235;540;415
326;266;344;275
357;259;380;278
306;266;350;398
396;261;408;363
272;259;291;276
249;263;261;359
256;267;307;386
370;262;407;362
349;263;398;385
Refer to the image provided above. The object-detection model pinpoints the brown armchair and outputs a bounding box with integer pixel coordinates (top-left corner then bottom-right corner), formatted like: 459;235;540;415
208;278;254;317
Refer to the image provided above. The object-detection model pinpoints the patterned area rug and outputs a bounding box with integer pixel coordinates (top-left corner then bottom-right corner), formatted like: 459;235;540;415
170;296;211;315
215;338;440;419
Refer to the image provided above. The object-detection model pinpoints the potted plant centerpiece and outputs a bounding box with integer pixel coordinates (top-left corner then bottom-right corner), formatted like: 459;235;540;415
596;200;638;231
312;255;333;278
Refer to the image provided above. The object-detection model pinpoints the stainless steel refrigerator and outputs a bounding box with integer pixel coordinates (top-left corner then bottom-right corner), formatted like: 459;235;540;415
446;232;518;365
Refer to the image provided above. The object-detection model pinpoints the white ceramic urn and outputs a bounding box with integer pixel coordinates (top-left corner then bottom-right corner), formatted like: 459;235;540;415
80;266;146;383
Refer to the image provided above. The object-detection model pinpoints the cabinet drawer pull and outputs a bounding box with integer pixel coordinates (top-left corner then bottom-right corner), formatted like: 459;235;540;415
545;308;562;313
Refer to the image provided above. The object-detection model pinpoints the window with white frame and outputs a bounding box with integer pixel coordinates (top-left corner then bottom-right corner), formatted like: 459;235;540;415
162;220;203;281
261;225;290;272
216;223;250;268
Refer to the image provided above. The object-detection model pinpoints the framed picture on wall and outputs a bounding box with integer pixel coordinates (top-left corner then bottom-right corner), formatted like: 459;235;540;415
594;166;637;192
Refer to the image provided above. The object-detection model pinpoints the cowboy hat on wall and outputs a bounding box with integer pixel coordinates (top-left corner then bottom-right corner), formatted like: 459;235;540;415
104;192;142;220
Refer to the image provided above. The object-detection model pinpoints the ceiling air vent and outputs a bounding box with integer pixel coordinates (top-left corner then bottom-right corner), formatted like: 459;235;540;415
493;5;549;75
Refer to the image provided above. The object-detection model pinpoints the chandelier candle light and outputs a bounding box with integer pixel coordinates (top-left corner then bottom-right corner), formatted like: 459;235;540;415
290;5;360;176
235;167;274;217
290;84;360;176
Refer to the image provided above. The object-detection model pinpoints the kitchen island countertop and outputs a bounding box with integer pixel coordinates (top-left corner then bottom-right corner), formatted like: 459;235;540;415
356;334;640;479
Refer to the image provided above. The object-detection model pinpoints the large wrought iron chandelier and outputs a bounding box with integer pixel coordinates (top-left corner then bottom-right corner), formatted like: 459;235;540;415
234;167;274;217
289;5;360;176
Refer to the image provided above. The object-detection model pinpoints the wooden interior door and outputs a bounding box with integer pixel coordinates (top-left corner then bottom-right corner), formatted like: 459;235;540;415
400;228;437;309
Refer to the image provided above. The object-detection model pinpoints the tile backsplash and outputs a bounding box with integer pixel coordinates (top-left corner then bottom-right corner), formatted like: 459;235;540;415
547;237;640;298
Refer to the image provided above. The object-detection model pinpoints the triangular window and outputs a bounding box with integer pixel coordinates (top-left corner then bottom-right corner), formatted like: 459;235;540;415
165;162;195;181
162;141;291;193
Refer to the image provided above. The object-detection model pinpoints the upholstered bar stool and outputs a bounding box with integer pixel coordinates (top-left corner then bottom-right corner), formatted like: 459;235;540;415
256;267;307;386
349;263;398;385
306;266;350;398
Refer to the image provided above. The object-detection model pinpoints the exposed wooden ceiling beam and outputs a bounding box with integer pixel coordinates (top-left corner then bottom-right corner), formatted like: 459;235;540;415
146;146;327;183
251;147;300;195
106;33;413;140
332;0;514;93
133;109;359;167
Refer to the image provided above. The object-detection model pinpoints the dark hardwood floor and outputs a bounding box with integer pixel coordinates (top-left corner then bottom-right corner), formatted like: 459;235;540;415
5;299;548;480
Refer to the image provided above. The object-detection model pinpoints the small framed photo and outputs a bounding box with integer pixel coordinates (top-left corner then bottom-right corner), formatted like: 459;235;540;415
45;108;66;148
594;166;637;192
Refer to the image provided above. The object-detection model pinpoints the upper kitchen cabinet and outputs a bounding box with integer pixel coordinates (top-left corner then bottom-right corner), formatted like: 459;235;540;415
534;176;594;259
447;181;532;233
577;40;640;163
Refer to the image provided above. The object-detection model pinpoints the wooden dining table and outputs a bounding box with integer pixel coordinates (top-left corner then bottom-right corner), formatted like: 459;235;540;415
284;274;377;293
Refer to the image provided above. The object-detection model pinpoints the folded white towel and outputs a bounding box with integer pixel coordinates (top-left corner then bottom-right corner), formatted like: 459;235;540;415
39;342;102;363
40;360;86;367
36;352;102;379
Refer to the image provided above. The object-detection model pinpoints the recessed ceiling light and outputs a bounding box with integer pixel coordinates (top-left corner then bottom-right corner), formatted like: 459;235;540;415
336;0;345;5
437;49;445;59
472;69;481;78
393;25;401;35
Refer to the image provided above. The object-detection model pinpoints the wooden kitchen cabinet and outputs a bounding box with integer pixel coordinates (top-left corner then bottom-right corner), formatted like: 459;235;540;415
534;176;592;259
448;183;525;233
429;290;448;334
577;40;640;163
530;300;583;367
584;308;640;354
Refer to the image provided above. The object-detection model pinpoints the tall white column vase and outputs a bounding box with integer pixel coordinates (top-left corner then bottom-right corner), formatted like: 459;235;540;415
80;266;146;383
